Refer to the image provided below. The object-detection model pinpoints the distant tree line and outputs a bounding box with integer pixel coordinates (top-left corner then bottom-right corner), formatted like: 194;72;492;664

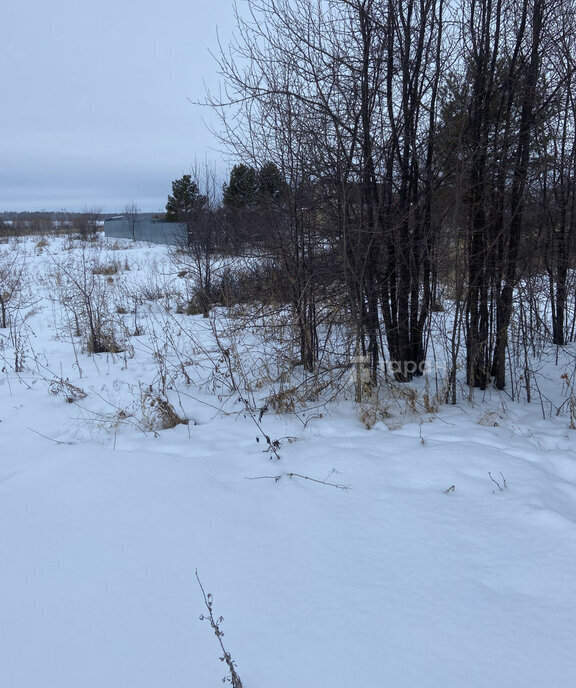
0;209;104;238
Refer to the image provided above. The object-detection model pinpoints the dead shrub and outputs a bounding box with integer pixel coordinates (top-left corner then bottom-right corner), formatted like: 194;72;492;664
91;260;121;276
141;387;188;430
358;389;393;429
49;378;87;403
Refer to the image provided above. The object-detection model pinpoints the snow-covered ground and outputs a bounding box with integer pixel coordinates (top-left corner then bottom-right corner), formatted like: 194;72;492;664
1;235;576;687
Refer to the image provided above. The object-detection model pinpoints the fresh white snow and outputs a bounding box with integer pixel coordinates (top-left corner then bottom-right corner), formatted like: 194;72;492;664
1;235;576;687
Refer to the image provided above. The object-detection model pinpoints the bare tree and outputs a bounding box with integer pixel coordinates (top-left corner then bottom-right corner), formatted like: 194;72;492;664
123;202;140;242
210;0;446;385
205;0;576;402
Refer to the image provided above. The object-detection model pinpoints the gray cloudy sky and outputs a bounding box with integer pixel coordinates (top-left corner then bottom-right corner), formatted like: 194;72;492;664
1;0;236;212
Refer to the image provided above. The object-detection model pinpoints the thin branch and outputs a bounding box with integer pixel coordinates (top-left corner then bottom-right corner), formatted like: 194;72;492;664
26;427;74;445
245;474;283;482
245;472;350;490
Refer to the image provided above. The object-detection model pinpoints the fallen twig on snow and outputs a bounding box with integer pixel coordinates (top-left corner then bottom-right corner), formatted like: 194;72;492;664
488;471;507;492
245;472;350;491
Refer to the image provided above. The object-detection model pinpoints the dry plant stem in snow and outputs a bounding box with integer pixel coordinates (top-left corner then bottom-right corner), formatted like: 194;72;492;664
196;571;243;688
211;323;282;459
559;372;576;429
489;472;508;492
245;471;350;490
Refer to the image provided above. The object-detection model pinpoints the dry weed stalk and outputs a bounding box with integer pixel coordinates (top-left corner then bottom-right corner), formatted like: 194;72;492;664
196;571;243;688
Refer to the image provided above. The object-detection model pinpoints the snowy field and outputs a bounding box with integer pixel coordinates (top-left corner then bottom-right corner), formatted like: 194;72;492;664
1;234;576;687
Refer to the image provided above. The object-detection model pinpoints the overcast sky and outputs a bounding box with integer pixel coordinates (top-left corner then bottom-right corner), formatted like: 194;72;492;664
1;0;238;213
